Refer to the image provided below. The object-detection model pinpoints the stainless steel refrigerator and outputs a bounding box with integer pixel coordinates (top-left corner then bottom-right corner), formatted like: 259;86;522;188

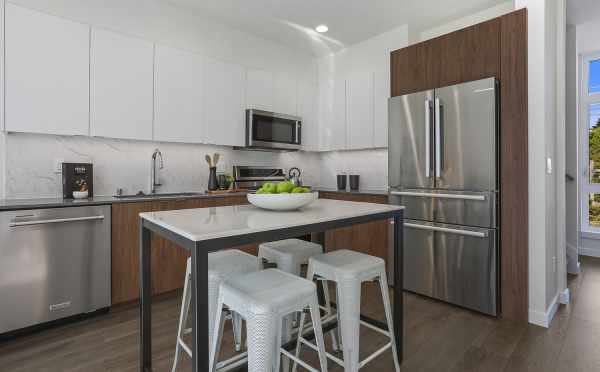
388;77;499;316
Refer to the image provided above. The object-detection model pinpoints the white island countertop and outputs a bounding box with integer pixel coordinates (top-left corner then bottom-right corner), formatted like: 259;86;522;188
140;198;404;242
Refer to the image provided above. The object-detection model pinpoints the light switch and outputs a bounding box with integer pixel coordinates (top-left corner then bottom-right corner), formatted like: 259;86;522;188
546;157;552;174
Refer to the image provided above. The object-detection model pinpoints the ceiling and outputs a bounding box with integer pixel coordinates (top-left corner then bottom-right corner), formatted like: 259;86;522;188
567;0;600;26
167;0;507;55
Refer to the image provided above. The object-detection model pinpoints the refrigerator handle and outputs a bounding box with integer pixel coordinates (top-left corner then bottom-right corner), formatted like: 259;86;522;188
405;222;488;238
425;99;432;178
435;98;444;178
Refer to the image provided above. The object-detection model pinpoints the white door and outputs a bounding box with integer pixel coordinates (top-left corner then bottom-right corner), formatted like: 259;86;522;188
347;71;374;149
246;69;274;111
5;4;89;136
202;58;246;147
154;45;203;143
297;80;319;151
273;73;297;115
580;53;600;233
90;28;154;141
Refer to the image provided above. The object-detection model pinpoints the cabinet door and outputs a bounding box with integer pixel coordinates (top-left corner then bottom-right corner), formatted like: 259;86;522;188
90;28;154;140
202;58;246;146
373;68;389;148
246;69;274;111
154;45;203;143
391;41;438;96
273;73;297;115
297;80;319;151
5;4;89;135
347;71;374;150
319;78;347;151
436;18;500;88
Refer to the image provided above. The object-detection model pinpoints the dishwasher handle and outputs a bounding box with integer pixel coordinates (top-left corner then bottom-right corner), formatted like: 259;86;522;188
9;215;105;227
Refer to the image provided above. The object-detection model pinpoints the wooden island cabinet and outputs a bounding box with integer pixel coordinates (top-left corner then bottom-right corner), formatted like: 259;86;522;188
111;195;256;305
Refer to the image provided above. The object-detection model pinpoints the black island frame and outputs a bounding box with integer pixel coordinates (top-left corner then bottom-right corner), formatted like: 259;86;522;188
139;203;404;372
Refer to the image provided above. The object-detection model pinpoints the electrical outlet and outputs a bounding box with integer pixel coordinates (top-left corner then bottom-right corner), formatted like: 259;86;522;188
546;157;552;175
552;256;557;273
54;159;64;174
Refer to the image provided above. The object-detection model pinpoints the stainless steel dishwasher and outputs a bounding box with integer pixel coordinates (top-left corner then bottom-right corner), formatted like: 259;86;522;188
0;205;111;334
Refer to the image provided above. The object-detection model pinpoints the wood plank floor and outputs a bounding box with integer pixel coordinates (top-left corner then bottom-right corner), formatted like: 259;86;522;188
1;257;599;372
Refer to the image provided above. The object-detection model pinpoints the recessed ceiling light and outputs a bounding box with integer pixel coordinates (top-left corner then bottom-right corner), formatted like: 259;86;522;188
315;25;329;33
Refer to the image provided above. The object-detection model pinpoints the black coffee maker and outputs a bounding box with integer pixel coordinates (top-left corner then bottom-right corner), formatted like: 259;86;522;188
62;163;93;198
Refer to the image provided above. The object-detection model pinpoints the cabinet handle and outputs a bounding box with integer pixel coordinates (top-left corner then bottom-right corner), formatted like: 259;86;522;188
390;191;486;201
9;215;105;227
405;222;488;238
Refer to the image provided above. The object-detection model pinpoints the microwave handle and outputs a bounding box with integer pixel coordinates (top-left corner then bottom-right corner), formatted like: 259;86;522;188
296;121;301;144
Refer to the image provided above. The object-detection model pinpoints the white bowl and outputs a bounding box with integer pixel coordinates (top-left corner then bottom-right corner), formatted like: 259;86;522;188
247;192;318;211
72;191;89;199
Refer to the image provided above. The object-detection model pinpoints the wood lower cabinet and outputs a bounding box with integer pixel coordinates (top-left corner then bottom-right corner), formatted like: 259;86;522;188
319;192;390;267
111;195;257;305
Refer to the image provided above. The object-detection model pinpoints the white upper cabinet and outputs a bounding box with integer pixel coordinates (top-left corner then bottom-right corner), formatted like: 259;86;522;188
373;69;389;148
347;71;374;150
297;80;319;151
273;73;297;115
4;4;90;136
90;28;154;141
154;45;203;143
246;69;297;115
246;69;274;111
202;57;246;147
319;78;347;151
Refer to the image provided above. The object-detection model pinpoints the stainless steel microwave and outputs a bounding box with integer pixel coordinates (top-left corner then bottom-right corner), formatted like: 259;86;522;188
245;109;302;150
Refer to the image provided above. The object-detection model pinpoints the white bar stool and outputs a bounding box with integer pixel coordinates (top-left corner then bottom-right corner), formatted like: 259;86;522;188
209;268;329;372
258;239;339;350
302;249;401;372
171;250;260;372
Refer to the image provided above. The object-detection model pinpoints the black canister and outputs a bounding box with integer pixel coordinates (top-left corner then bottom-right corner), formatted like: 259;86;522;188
208;167;218;191
337;174;347;191
349;175;360;191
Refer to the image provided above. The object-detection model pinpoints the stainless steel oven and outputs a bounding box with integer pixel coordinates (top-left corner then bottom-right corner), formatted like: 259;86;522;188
246;109;302;150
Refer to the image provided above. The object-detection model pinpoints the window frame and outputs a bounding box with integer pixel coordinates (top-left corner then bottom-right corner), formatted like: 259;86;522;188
580;52;600;233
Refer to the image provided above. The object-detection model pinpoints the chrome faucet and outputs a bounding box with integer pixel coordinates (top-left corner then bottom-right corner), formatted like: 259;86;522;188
150;149;164;194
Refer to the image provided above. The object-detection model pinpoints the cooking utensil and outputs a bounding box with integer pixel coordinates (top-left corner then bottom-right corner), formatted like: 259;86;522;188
213;153;220;166
205;154;212;167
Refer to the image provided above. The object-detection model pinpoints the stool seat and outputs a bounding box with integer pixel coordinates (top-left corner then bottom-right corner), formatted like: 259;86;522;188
210;269;329;372
309;249;385;280
208;249;261;280
259;239;323;275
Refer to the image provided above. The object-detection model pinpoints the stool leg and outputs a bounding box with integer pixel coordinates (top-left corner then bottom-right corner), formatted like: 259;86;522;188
247;312;279;372
209;293;226;372
291;310;308;372
309;294;329;372
320;279;340;352
378;273;401;372
172;261;192;372
232;312;243;352
337;279;362;372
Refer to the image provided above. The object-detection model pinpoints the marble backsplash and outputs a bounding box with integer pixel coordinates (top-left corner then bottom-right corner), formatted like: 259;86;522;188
0;132;387;199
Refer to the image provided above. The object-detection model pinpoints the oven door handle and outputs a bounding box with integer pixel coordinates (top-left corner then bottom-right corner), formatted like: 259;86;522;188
9;215;105;227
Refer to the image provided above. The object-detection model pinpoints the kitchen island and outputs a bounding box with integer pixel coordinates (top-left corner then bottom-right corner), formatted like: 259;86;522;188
138;199;404;372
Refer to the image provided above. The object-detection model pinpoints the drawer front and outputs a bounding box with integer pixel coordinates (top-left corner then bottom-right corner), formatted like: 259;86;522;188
403;220;435;297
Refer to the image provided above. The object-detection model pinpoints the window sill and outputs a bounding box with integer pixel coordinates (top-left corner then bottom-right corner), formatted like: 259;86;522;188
581;230;600;240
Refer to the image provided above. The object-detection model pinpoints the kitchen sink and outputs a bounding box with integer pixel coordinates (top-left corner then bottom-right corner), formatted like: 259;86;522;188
113;192;206;199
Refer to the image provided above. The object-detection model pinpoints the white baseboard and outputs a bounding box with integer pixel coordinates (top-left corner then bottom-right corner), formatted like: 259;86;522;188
529;294;559;328
579;247;600;258
559;288;570;304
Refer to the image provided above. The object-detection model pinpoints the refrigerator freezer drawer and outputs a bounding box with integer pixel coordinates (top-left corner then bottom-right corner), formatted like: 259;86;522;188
403;220;497;316
390;190;496;228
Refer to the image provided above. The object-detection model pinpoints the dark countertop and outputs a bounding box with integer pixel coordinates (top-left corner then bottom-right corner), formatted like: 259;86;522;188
0;188;389;211
0;192;249;211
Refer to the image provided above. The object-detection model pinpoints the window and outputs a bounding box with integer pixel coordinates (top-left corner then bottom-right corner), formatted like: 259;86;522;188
581;54;600;231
